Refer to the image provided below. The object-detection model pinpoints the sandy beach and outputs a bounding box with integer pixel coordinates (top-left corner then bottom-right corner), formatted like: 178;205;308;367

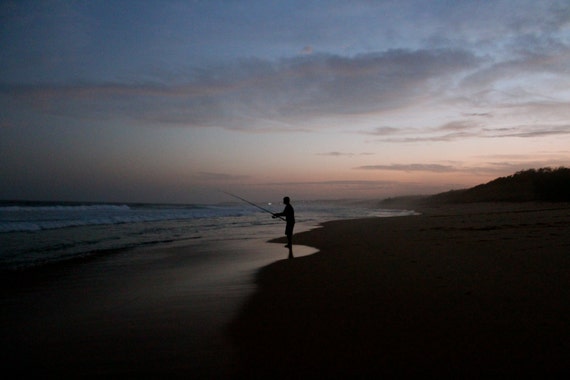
229;202;570;378
3;202;570;378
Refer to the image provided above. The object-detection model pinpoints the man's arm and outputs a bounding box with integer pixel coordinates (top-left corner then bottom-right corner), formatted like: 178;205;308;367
273;206;287;218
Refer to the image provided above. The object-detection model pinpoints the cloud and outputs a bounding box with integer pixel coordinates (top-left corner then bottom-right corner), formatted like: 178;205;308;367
363;126;400;136
490;124;570;138
356;163;457;173
4;20;569;141
317;151;374;157
437;120;480;132
363;120;482;142
1;48;479;131
262;179;406;193
473;152;570;172
196;172;249;181
369;118;570;143
355;160;570;178
459;43;570;100
462;112;493;118
272;179;395;186
318;151;354;157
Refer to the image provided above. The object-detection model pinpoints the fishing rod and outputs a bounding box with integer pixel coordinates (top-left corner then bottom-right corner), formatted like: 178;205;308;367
222;191;285;221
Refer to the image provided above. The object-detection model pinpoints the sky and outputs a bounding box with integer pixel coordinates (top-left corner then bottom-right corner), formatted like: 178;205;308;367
1;0;570;204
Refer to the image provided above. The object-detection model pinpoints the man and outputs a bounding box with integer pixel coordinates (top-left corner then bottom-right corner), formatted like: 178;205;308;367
273;196;295;248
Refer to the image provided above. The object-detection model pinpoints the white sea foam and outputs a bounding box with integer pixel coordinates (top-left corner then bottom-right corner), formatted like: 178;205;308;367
0;204;131;212
0;203;254;233
0;200;417;270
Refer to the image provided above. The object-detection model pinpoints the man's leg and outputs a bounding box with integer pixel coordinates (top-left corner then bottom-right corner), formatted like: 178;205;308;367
286;233;292;247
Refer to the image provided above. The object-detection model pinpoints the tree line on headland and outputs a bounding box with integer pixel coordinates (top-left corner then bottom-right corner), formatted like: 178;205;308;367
382;167;570;205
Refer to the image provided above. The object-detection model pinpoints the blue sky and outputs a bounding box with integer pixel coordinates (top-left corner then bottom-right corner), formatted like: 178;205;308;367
1;0;570;203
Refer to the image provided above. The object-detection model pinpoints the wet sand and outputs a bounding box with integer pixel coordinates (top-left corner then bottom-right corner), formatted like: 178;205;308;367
228;202;570;378
0;237;315;378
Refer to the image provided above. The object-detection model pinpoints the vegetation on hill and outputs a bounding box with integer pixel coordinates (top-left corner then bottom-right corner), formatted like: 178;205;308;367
428;167;570;203
379;167;570;206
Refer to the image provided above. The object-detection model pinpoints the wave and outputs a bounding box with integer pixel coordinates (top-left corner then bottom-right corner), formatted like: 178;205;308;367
0;203;255;233
0;204;131;212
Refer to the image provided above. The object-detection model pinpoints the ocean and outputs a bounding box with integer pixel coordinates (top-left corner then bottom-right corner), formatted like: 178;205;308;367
1;199;417;375
0;199;416;272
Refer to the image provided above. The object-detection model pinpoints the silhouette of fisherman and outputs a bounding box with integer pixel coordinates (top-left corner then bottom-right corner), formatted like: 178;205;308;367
273;196;295;249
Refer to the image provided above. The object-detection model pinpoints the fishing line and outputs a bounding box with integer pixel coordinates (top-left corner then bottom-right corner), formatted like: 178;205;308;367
222;191;286;221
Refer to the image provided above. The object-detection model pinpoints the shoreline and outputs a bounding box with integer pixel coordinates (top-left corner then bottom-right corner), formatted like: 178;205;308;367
228;202;570;377
0;233;315;377
4;202;569;377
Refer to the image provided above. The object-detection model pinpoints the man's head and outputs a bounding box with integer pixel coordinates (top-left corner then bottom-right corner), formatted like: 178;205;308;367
283;196;290;204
